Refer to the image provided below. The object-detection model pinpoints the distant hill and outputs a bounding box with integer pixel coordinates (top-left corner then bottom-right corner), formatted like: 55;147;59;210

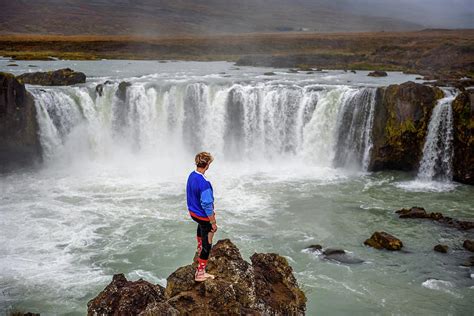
0;0;425;35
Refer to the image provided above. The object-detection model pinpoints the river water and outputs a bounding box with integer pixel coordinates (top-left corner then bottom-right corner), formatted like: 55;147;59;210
1;59;473;315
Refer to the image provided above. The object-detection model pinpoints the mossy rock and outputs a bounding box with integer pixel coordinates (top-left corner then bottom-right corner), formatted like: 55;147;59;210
369;81;443;171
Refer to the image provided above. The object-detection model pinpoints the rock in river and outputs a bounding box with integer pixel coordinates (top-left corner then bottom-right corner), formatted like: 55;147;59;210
88;239;306;315
17;68;86;86
367;70;387;77
434;244;449;253
364;231;403;251
463;240;474;252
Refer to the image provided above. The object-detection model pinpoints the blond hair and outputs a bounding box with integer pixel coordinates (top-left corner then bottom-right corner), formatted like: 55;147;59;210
195;152;214;168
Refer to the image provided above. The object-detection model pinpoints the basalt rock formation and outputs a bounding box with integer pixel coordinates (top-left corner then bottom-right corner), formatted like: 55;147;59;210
88;239;306;315
369;81;443;171
0;72;41;171
17;68;86;86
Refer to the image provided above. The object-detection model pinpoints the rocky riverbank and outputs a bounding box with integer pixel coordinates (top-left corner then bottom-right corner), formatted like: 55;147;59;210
87;239;307;315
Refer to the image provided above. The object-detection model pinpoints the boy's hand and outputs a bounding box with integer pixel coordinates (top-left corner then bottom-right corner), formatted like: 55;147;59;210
211;223;218;232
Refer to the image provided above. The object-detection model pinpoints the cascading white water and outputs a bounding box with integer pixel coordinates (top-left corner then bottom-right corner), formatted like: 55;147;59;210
29;81;378;170
417;89;457;181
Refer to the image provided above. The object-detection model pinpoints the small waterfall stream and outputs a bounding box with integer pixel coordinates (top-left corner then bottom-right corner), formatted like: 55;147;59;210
417;89;457;181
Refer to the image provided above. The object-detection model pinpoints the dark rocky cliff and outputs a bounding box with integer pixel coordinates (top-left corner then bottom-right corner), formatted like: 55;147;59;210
0;72;41;171
369;81;443;172
451;90;474;184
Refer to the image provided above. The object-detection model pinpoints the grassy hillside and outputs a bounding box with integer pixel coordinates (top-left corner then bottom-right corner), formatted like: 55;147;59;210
1;30;473;78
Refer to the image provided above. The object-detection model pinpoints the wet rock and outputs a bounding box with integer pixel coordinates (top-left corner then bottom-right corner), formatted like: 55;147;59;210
460;256;474;267
322;249;364;264
95;80;114;97
87;273;166;315
0;72;41;171
369;81;443;171
364;231;403;251
305;244;322;252
17;68;86;86
351;70;357;74
368;70;387;77
264;72;276;76
323;248;345;256
434;244;448;253
451;90;474;185
463;240;474;252
88;239;306;315
288;68;298;73
396;206;429;218
396;207;473;230
7;63;19;67
116;81;131;101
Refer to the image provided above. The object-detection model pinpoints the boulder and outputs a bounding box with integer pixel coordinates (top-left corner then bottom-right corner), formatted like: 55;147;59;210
305;244;322;252
87;274;166;315
451;90;474;185
368;70;387;77
463;240;474;252
369;81;443;171
460;256;474;267
0;72;41;171
322;249;364;264
17;68;86;86
88;239;306;315
434;244;448;253
263;72;276;76
364;231;403;250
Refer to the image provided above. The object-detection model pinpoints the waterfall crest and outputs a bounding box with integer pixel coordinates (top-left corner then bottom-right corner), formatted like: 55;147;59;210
29;81;378;170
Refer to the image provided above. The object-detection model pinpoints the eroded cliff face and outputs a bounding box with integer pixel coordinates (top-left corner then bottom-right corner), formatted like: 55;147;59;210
369;81;443;172
87;239;307;316
0;72;41;171
451;90;474;184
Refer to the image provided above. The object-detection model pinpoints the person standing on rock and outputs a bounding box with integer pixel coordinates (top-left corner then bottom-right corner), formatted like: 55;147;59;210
186;152;218;282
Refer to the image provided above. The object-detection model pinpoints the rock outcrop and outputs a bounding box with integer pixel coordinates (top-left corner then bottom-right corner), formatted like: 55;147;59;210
17;68;86;86
396;207;474;231
0;72;41;171
364;231;403;250
88;239;306;315
464;240;474;252
451;90;474;185
367;70;387;77
434;244;448;253
369;81;443;171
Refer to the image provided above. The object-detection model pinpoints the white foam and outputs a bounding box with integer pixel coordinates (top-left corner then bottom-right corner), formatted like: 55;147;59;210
421;279;462;298
394;180;457;192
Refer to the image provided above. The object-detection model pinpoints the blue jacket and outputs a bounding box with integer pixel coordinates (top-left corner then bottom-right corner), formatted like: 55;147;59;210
186;171;214;219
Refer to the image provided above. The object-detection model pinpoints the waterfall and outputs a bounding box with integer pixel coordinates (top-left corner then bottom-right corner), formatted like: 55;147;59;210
29;81;378;170
417;89;457;181
333;88;377;170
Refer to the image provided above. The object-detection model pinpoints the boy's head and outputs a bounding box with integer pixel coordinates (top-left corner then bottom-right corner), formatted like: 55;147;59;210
195;152;214;169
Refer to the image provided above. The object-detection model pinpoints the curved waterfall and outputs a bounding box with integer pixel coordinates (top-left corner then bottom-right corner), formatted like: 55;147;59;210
29;81;378;170
417;89;457;181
